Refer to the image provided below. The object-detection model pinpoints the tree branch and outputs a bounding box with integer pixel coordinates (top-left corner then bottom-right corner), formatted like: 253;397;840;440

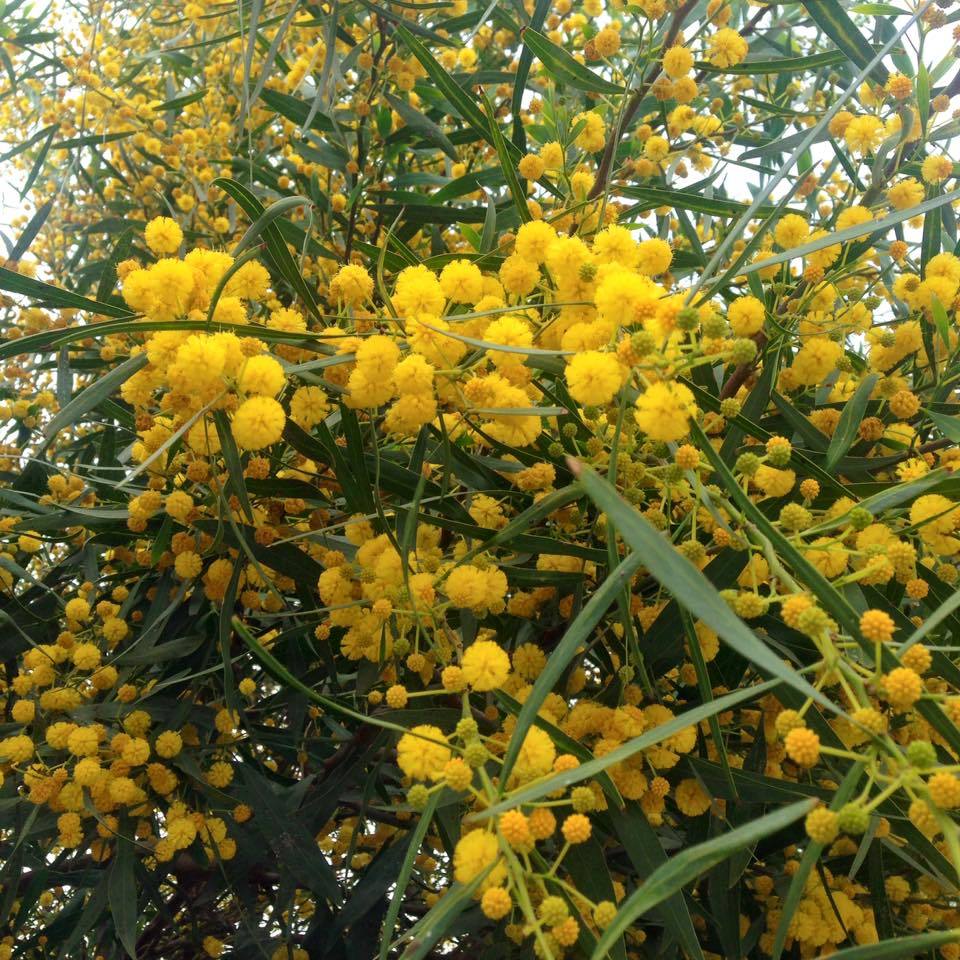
586;0;697;202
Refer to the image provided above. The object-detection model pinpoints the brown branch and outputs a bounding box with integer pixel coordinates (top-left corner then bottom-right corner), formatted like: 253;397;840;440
586;0;697;202
587;2;769;205
720;330;768;399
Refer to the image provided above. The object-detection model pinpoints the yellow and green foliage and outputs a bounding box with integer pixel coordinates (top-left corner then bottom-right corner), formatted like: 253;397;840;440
3;0;960;958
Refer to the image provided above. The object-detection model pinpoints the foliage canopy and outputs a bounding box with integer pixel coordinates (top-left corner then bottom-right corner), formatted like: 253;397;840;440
4;1;960;959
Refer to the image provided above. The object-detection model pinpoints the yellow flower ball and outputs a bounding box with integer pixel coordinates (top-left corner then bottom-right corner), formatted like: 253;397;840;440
231;396;286;449
144;216;184;255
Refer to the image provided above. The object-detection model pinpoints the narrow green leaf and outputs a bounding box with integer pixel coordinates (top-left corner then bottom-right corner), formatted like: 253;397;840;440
483;92;530;223
213;176;320;318
153;88;207;111
607;805;705;960
44;353;148;439
801;0;888;83
213;410;254;523
574;463;833;709
232;195;309;257
9;199;52;261
522;27;624;95
384;92;458;160
590;800;816;960
500;551;645;786
379;792;440;960
926;408;960;442
511;0;551;149
108;836;138;958
825;373;878;472
473;678;782;819
0;265;135;318
697;50;851;76
770;763;865;960
394;24;496;150
827;931;960;960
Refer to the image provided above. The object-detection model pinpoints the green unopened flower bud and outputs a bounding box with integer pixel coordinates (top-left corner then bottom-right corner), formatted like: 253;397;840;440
646;509;669;530
719;588;739;610
631;331;656;356
735;452;761;477
586;437;604;455
562;422;578;439
456;717;479;741
407;784;430;810
730;337;757;364
393;637;411;658
849;507;873;531
906;739;937;770
780;503;812;531
702;315;729;339
719;397;741;418
650;441;669;459
463;741;488;768
662;464;684;483
571;786;597;812
837;802;870;835
548;441;565;458
677;307;700;331
796;605;832;638
579;262;597;282
679;540;706;564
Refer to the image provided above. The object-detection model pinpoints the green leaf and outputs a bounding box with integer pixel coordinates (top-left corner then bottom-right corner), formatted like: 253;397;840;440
826;932;960;960
574;463;832;709
474;677;782;819
258;87;338;133
522;28;624;95
9;199;52;261
0;265;135;318
620;185;798;219
825;373;878;472
483;92;531;223
607;805;705;960
108;835;138;958
499;550;645;786
394;24;495;150
153;88;207;111
770;763;865;960
590;799;816;960
926;407;960;443
44;353;148;439
397;875;486;960
213;410;254;524
213;176;320;319
697;49;851;76
850;3;909;14
511;0;551;149
740;189;960;279
379;792;440;960
801;0;888;83
232;194;310;257
384;92;458;160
